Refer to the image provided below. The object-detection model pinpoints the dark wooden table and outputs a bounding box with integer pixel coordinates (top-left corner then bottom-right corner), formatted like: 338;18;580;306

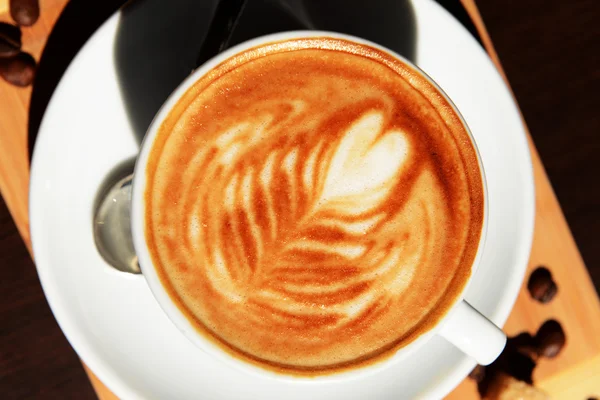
1;0;598;398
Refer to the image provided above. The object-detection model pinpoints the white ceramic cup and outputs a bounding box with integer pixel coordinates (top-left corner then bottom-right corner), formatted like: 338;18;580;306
130;30;506;380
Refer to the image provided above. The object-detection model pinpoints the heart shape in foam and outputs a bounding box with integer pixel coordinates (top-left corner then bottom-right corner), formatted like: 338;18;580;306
321;112;409;214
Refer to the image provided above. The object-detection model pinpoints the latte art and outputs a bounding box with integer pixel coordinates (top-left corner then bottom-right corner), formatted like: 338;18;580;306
201;110;412;297
145;38;484;374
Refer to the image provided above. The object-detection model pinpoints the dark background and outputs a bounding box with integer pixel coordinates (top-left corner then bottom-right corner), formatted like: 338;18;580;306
1;0;598;397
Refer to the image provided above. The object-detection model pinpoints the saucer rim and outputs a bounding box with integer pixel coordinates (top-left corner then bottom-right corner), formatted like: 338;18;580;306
29;1;535;399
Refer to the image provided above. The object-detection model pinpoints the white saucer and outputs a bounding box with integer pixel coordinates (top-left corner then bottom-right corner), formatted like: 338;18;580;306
29;1;535;398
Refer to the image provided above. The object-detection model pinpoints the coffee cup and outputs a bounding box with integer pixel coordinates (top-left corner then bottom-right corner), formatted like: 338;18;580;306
130;30;505;380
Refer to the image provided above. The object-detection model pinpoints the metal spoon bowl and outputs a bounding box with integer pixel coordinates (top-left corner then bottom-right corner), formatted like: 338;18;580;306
93;174;140;274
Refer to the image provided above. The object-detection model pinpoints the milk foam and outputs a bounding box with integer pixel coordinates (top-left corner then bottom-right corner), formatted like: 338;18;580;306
144;37;484;374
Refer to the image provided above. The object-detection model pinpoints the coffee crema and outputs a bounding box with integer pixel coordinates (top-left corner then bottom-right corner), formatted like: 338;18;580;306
144;37;484;375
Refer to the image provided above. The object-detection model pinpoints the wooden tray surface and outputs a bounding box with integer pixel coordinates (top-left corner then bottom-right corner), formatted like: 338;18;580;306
1;1;598;398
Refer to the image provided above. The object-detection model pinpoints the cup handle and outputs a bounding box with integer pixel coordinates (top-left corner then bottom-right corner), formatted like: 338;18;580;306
438;300;506;366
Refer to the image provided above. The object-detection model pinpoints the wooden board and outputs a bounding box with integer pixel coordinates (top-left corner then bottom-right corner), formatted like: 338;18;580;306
1;0;599;398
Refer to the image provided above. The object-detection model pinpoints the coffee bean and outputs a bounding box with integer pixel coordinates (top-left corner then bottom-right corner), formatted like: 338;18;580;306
508;332;540;359
0;52;36;87
509;332;535;348
0;23;22;58
527;266;558;303
10;0;40;27
502;349;536;384
535;319;565;358
468;364;486;383
0;38;20;58
0;24;21;58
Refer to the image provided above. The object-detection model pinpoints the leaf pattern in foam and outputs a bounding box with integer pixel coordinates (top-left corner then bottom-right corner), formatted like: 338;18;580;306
205;110;418;322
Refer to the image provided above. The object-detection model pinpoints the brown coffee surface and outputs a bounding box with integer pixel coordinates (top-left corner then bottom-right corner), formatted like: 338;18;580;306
144;37;484;374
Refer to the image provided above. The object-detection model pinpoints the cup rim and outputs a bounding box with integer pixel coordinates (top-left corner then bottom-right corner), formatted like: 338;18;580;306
130;29;489;382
